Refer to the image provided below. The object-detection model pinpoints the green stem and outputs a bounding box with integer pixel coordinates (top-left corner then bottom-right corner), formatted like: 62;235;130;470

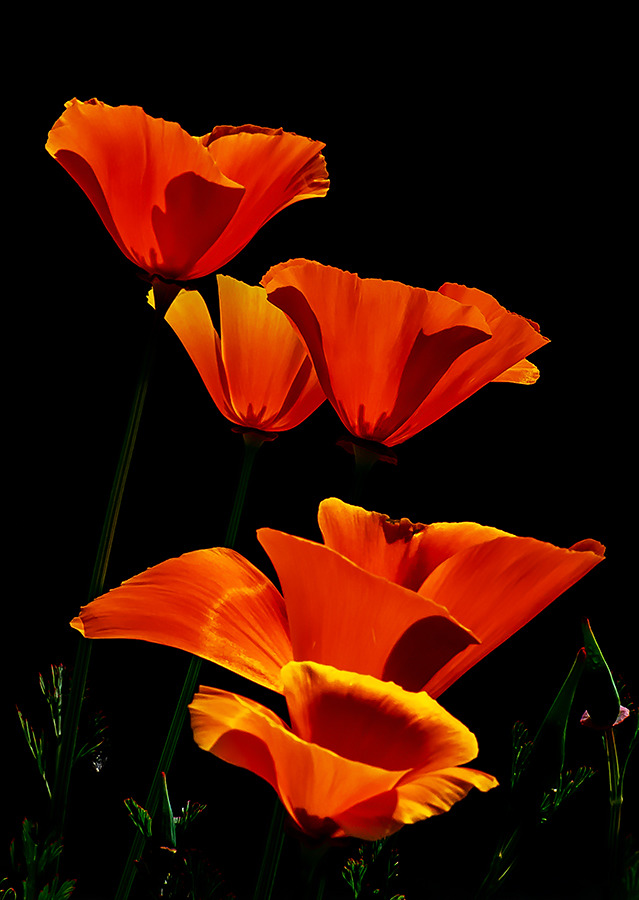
349;443;378;505
313;873;326;900
603;727;622;894
299;843;330;900
51;305;161;837
115;432;263;900
252;802;286;900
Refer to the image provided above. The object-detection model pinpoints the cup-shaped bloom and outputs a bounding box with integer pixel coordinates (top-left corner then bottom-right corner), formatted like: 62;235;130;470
158;275;325;432
261;259;549;446
190;660;498;840
46;100;329;282
71;499;604;698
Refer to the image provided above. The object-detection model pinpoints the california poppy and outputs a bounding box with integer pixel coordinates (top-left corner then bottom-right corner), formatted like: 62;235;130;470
261;259;548;446
190;660;498;840
46;100;329;285
156;275;325;432
71;498;604;698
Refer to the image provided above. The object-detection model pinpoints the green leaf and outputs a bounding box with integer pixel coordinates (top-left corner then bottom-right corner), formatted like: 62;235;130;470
174;799;207;835
342;856;366;898
17;710;51;800
74;710;108;767
124;798;152;840
539;766;596;824
39;665;65;741
528;647;586;785
159;772;177;850
0;876;17;899
581;618;621;728
510;721;533;790
36;876;76;900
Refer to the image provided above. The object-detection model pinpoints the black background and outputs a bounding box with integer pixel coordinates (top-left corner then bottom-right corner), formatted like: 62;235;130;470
5;13;633;899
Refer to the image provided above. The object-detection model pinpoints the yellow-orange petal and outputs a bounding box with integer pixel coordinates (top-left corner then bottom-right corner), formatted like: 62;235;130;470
190;681;400;839
190;661;495;840
162;280;324;431
46;99;245;279
334;766;498;840
282;662;480;772
492;358;541;384
70;548;292;692
262;259;492;444
215;275;325;430
257;528;478;690
189;127;329;278
155;287;236;422
420;533;606;697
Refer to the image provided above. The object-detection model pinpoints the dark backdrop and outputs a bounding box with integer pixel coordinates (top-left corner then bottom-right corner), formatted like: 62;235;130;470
5;15;632;900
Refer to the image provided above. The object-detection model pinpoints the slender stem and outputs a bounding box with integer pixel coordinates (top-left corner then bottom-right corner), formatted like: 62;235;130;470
349;443;378;505
313;873;326;900
603;727;622;894
51;306;161;837
225;434;262;548
299;843;330;900
252;802;286;900
115;432;263;900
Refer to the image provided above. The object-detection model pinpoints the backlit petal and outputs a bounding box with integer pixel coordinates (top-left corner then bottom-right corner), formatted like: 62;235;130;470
163;280;324;431
318;498;506;590
317;498;604;696
161;288;237;422
46;99;244;279
190;682;402;839
420;534;606;697
387;283;549;443
257;527;478;690
262;260;492;444
190;662;496;840
215;275;324;430
393;766;498;821
190;127;329;277
336;766;498;839
71;548;291;692
492;358;541;384
282;662;479;771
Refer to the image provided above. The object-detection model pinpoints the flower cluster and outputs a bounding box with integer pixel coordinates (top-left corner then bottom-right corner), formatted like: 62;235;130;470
48;97;605;863
71;499;603;838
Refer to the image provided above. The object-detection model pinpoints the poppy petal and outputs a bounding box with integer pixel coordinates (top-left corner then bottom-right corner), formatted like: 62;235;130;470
70;548;292;692
335;766;498;839
46;99;245;279
282;662;480;772
190;128;329;277
316;499;605;696
492;358;541;384
163;280;324;432
257;528;478;689
190;662;496;841
189;682;402;839
318;497;436;591
317;498;506;591
214;275;324;430
387;282;549;443
262;260;493;443
158;287;238;423
420;534;606;697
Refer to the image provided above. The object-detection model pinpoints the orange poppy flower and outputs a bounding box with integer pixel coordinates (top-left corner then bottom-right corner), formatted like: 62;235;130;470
71;499;604;698
46;100;329;283
261;259;549;446
156;275;325;432
190;660;498;840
